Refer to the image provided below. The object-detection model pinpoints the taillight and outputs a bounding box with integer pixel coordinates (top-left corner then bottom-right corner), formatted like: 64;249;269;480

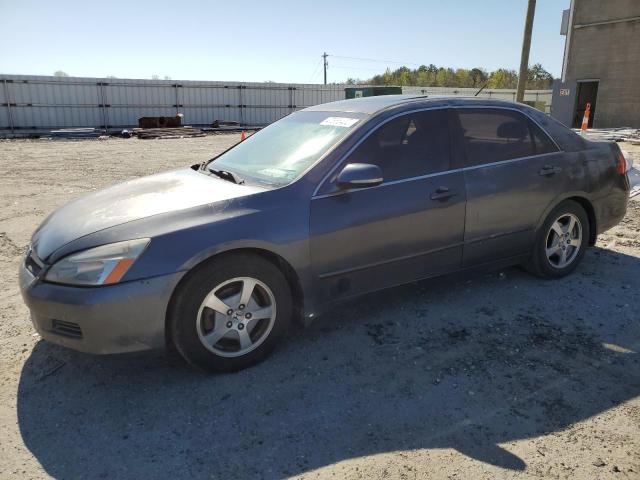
617;149;632;174
617;152;626;174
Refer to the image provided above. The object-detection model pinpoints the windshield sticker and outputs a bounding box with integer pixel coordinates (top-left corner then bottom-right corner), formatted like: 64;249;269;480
320;117;359;128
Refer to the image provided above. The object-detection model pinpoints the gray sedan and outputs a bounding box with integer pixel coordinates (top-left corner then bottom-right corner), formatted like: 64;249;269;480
19;96;631;372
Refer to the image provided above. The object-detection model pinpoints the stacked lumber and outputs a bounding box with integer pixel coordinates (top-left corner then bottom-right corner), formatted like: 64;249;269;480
133;127;205;140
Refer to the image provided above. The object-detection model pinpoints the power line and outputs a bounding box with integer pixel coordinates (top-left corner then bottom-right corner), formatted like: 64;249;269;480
330;65;391;72
308;58;323;83
329;54;423;67
317;52;423;84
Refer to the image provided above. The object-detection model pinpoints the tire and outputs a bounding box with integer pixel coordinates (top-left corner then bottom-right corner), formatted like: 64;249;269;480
169;253;292;373
526;200;590;278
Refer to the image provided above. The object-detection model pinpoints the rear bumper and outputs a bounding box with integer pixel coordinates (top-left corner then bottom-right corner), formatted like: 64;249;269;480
594;175;630;236
19;262;183;354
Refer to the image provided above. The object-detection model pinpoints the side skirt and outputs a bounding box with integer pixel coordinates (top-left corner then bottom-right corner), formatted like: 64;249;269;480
305;252;532;323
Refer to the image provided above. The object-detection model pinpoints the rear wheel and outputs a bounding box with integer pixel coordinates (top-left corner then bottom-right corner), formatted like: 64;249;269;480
526;200;589;278
169;253;292;372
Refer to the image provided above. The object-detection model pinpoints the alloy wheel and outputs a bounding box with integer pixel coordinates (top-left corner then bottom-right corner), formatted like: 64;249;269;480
545;213;582;269
196;277;277;357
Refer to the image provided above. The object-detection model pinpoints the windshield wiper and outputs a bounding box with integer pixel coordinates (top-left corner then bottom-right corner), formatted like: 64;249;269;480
208;168;244;185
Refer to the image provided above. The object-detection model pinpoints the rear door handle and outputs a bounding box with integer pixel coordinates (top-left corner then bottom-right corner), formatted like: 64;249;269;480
430;186;457;201
539;165;563;176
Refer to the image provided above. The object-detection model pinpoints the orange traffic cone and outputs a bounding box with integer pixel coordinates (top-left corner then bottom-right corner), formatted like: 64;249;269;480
580;103;591;132
240;131;246;141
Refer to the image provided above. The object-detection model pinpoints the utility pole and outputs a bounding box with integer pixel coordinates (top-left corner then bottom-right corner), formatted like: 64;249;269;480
322;52;328;85
516;0;536;103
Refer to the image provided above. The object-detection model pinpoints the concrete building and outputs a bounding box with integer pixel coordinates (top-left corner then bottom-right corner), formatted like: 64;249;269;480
552;0;640;128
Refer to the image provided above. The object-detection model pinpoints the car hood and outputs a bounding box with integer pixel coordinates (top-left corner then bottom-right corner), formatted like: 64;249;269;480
32;168;266;261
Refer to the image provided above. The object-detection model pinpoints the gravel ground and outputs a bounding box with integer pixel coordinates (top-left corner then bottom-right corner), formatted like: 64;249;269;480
0;136;639;480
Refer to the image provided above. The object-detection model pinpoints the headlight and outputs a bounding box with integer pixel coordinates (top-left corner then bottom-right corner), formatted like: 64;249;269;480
44;238;150;286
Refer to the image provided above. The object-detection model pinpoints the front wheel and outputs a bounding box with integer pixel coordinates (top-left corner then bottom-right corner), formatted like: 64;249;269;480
526;200;590;278
169;253;292;372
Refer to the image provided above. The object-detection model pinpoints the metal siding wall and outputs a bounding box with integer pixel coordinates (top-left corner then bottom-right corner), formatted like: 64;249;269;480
0;81;9;129
0;75;553;133
5;78;104;128
180;82;241;125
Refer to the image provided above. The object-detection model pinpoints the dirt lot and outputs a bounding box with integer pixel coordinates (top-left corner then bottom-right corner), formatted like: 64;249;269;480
0;136;639;479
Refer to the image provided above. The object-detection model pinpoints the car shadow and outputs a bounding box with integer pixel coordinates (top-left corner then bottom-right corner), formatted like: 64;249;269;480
17;247;640;478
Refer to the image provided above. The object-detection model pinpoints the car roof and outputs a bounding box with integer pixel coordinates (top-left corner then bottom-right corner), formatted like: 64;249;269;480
303;94;588;153
303;95;421;114
302;94;528;115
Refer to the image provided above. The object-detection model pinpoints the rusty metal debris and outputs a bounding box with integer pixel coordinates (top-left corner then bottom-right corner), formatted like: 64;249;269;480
138;115;183;129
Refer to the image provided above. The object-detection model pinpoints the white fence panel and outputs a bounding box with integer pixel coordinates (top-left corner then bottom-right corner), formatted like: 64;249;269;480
0;75;553;135
0;107;8;127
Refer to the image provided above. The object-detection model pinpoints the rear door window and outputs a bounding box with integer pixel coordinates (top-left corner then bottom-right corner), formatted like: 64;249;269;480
456;108;555;167
347;109;450;182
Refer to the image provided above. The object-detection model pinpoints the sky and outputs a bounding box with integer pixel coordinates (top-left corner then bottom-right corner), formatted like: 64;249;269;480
0;0;570;83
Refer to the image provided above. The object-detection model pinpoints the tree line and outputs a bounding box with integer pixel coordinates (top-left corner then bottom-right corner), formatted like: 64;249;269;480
346;63;554;90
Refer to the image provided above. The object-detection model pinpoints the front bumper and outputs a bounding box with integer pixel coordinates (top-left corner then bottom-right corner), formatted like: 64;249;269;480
19;261;184;354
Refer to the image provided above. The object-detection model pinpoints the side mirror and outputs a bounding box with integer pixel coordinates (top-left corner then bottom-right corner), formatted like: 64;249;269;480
336;163;383;189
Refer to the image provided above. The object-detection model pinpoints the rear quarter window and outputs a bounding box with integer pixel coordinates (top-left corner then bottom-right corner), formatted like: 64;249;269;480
525;107;585;152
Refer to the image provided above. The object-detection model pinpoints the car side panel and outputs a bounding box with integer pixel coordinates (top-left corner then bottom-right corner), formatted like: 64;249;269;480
309;172;466;304
448;104;596;267
462;150;589;265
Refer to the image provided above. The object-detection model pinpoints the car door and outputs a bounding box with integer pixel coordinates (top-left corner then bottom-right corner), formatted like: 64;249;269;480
451;107;565;266
309;108;466;304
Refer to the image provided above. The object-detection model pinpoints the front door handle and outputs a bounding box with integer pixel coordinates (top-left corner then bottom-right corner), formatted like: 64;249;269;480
430;186;457;201
539;165;563;176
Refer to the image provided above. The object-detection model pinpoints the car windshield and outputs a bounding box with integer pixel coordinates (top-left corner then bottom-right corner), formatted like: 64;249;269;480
208;111;364;187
